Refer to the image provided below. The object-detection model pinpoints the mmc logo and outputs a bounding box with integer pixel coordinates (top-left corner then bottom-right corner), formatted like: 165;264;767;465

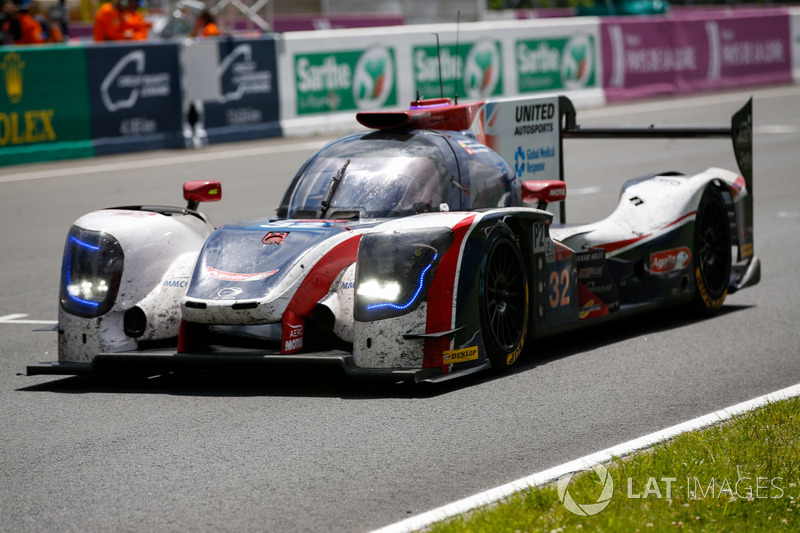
1;52;24;104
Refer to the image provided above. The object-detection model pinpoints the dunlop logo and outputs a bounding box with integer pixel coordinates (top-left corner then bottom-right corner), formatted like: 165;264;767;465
442;346;479;365
1;52;24;104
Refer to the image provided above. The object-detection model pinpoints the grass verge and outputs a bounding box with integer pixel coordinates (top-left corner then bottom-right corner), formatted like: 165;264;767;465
429;396;800;532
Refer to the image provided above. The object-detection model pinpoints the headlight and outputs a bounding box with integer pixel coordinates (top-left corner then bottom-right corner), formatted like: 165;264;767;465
354;227;453;321
60;226;124;318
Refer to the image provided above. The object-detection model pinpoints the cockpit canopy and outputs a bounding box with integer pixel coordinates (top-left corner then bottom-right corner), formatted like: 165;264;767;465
278;132;452;220
277;128;519;220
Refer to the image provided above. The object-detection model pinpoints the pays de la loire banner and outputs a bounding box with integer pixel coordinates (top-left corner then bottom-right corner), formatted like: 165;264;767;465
601;9;792;101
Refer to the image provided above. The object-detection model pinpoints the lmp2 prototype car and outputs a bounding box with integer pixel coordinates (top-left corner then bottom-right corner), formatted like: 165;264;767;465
27;94;760;383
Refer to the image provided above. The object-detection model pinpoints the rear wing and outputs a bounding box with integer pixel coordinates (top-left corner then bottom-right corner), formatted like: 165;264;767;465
557;96;753;227
483;95;752;224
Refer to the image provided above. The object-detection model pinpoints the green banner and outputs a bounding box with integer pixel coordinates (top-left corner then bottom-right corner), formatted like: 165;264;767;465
0;45;94;166
515;35;596;93
295;46;397;115
413;39;503;101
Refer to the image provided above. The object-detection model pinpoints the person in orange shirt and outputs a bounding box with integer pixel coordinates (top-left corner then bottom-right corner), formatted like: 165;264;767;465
93;0;124;41
15;11;43;43
121;0;151;40
6;0;61;44
93;0;137;41
191;9;220;38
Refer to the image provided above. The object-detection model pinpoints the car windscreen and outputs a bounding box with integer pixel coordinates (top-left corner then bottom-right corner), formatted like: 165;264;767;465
281;133;451;219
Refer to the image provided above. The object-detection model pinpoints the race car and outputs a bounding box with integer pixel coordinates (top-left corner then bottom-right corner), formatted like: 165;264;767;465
27;94;760;383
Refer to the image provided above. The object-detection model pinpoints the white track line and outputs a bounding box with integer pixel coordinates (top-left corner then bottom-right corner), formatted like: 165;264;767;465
0;314;57;325
371;382;800;533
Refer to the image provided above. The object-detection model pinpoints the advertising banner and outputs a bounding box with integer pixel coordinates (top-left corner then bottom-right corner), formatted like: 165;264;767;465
198;36;282;144
484;96;561;183
412;38;503;101
514;34;597;94
0;46;93;166
792;8;800;82
602;9;792;101
294;45;397;115
279;20;602;136
86;42;183;155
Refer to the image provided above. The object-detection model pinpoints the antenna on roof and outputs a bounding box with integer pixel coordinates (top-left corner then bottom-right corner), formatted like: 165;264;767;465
433;33;444;99
454;11;460;104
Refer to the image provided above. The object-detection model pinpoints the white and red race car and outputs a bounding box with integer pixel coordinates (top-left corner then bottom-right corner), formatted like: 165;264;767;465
28;95;759;383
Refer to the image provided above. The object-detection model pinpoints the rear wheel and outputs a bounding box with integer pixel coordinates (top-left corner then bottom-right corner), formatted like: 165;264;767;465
479;225;529;371
693;185;732;313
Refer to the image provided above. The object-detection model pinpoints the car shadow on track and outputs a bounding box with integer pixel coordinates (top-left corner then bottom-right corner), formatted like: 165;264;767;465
18;305;753;399
500;303;755;380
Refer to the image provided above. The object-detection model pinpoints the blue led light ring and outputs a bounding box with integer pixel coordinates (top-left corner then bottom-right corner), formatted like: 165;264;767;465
65;237;103;308
70;236;100;251
62;233;122;314
366;253;438;311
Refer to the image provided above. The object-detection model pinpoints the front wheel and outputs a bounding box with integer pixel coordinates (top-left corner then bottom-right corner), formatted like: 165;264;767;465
479;225;529;371
693;185;732;313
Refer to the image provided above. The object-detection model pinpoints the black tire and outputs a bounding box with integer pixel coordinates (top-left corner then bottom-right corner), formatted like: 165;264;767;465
693;185;732;313
479;224;529;370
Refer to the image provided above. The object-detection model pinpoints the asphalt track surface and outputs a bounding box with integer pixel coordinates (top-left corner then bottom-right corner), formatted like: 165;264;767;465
1;85;798;532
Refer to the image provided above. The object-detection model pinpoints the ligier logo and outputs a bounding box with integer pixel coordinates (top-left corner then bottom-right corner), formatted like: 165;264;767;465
295;47;396;115
1;52;24;103
516;35;595;93
464;39;502;99
558;463;614;516
353;46;394;110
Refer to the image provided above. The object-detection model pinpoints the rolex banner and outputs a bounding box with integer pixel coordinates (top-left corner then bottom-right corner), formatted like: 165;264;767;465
0;46;94;166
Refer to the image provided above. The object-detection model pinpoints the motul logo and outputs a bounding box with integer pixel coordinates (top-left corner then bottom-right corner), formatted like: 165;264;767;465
283;323;304;353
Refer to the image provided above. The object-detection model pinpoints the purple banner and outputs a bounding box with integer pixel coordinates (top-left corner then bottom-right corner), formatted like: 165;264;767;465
601;9;792;102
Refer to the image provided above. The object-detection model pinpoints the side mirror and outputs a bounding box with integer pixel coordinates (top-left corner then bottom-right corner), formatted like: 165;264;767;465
521;180;567;209
183;180;222;210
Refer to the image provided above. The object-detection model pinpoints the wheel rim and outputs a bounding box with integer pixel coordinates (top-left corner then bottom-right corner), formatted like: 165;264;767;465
697;199;729;297
485;240;526;351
